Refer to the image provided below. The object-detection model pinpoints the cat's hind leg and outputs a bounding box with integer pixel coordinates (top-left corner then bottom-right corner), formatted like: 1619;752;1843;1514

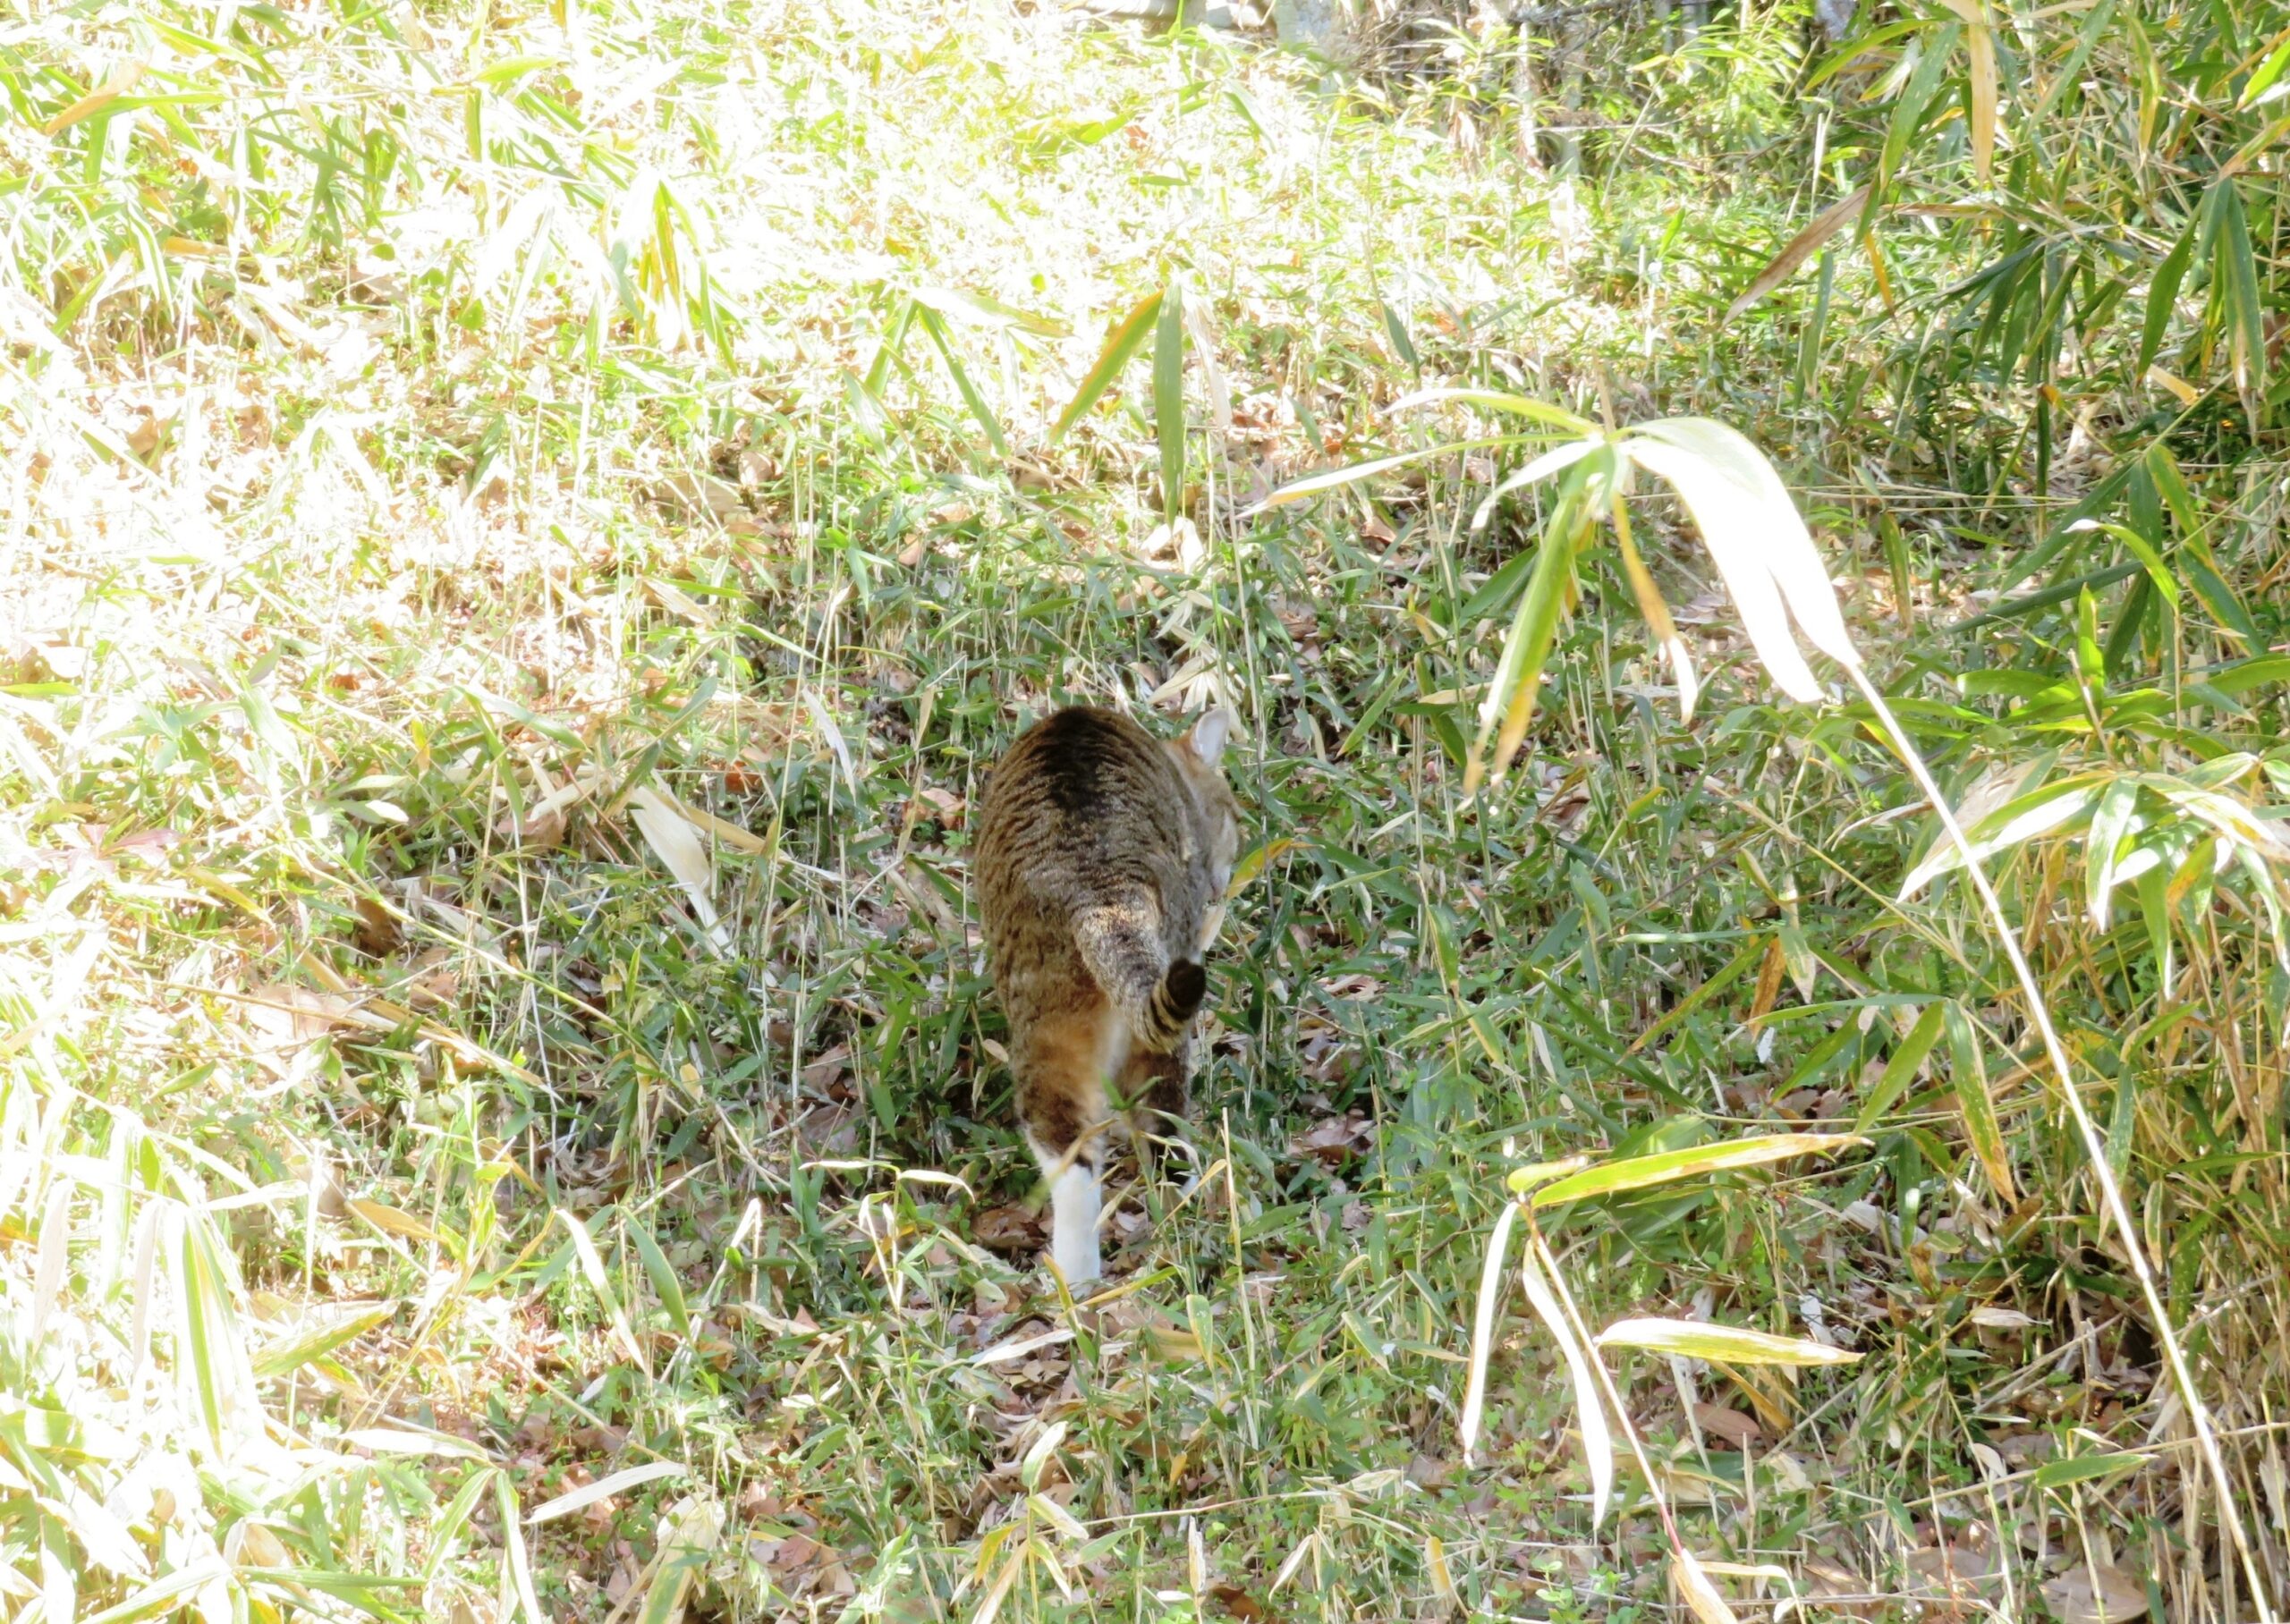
1014;1006;1120;1286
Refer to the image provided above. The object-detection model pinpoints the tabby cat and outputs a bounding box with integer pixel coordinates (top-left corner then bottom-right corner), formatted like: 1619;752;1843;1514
974;705;1242;1284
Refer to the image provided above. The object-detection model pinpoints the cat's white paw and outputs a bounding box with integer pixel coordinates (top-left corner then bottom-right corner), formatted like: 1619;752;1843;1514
1049;1163;1104;1286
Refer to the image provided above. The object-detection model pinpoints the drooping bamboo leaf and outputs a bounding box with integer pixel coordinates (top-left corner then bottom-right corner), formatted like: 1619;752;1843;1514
1460;1200;1520;1468
1611;492;1699;722
1520;1234;1613;1528
1672;1549;1744;1624
2085;777;2142;931
1727;186;1874;319
2138;217;2196;380
1531;1133;1864;1208
626;1214;691;1337
1466;468;1589;794
1378;299;1420;371
557;1207;651;1376
1623;419;1858;699
2199;176;2266;393
1050;290;1162;443
1877;30;1957;203
1595;1317;1862;1366
496;1475;546;1621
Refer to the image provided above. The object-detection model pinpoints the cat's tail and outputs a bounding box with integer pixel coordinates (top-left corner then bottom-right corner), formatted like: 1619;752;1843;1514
1074;905;1207;1053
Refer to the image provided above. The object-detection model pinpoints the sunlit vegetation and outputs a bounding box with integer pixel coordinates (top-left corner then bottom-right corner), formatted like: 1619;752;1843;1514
2;0;2285;1617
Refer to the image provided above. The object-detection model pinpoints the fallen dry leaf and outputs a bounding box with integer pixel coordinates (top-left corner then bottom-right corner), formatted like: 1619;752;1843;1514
1692;1403;1763;1446
242;984;360;1052
1290;1115;1371;1165
972;1205;1045;1253
2041;1562;2148;1624
626;783;732;955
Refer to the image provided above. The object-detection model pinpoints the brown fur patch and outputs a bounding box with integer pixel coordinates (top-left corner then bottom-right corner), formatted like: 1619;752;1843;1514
975;706;1241;1195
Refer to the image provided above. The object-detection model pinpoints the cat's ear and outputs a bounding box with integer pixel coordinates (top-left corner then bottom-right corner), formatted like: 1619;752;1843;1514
1183;707;1233;766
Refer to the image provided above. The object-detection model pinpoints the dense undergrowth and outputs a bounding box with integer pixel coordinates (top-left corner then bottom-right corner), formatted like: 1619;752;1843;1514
1;0;2286;1618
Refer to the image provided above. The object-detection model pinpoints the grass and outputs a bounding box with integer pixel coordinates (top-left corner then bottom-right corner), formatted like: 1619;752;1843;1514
4;0;2288;1619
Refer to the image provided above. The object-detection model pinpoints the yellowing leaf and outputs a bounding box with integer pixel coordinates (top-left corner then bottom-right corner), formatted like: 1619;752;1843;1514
1595;1316;1862;1366
1050;290;1162;444
1727;186;1873;319
1945;1002;2018;1205
1531;1133;1864;1208
1938;0;1997;184
1521;1235;1614;1528
42;60;146;135
2145;365;2201;406
1226;837;1300;897
346;1198;442;1244
1672;1551;1744;1624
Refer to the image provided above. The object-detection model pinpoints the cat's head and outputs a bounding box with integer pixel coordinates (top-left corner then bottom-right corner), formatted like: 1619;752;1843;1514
1166;707;1243;897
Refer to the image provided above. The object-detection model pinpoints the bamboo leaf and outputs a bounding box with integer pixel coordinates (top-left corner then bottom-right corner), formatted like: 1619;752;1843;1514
1255;440;1522;510
1938;0;1997;185
1471;438;1603;530
1672;1549;1744;1624
1612;492;1698;722
1460;1200;1520;1468
1946;1002;2017;1205
1622;419;1859;697
1049;291;1161;443
2138;218;2195;379
496;1476;546;1621
1531;1133;1864;1208
251;1300;397;1377
1378;300;1420;371
1386;386;1595;433
557;1207;651;1377
1596;1316;1862;1366
1155;275;1185;522
626;1214;691;1337
918;308;1009;457
1520;1234;1614;1528
1466;478;1585;794
2085;777;2141;931
1853;1001;1947;1133
527;1459;688;1524
1728;187;1873;320
627;783;731;958
1899;775;2104;897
